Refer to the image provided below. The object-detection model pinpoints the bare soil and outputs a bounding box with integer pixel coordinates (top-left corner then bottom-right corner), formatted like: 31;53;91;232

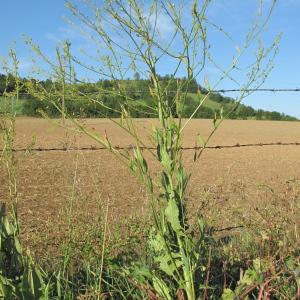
1;118;300;256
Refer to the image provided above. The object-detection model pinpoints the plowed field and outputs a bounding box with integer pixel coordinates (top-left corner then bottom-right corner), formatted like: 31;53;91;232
1;118;300;256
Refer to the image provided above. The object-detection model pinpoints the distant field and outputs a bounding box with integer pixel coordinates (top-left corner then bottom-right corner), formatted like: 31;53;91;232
1;117;300;255
0;96;27;115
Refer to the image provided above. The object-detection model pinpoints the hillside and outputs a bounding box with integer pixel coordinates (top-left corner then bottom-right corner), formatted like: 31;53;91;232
186;93;297;121
0;74;297;121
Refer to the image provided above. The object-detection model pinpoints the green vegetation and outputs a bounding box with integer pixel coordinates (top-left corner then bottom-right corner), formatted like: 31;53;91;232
0;0;299;299
0;75;297;121
186;92;298;121
0;96;24;116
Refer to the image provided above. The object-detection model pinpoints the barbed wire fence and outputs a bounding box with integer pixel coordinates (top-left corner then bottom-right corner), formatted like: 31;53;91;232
1;87;300;97
1;87;300;152
3;141;300;153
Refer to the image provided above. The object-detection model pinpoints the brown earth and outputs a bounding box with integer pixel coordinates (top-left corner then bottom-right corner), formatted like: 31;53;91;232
1;117;300;257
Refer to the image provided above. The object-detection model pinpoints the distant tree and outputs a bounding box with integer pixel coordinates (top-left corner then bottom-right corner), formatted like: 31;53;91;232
0;74;6;94
269;111;282;120
134;72;141;81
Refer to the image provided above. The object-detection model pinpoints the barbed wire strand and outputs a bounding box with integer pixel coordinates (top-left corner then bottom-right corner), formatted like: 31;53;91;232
1;88;300;98
3;141;300;153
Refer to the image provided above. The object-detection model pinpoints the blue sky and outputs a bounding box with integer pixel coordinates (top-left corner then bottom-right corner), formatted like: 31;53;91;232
0;0;299;117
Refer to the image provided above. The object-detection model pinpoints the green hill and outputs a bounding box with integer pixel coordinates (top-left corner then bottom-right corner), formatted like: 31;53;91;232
0;74;297;121
185;92;297;121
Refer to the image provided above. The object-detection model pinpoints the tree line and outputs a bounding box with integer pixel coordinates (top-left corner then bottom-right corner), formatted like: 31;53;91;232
0;73;297;121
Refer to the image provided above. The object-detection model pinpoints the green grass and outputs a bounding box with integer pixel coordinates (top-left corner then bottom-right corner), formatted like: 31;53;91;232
0;96;26;115
187;92;223;110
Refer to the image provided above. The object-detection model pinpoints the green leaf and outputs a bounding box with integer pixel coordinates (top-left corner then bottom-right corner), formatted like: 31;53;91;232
152;275;172;300
160;146;173;172
240;268;262;285
130;264;152;283
21;258;45;300
198;216;205;234
149;229;182;277
213;112;217;128
157;252;183;277
165;199;182;233
0;275;15;299
14;237;22;254
221;288;236;300
196;134;206;147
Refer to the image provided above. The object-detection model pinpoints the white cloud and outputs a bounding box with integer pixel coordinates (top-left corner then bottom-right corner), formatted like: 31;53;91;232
58;25;84;40
45;23;93;44
149;12;176;38
45;32;60;43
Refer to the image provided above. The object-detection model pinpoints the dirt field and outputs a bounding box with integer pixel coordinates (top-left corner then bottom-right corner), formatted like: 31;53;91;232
1;117;300;256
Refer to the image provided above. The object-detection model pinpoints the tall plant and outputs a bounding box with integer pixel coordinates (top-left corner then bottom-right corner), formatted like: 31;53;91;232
24;0;280;298
0;50;48;300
